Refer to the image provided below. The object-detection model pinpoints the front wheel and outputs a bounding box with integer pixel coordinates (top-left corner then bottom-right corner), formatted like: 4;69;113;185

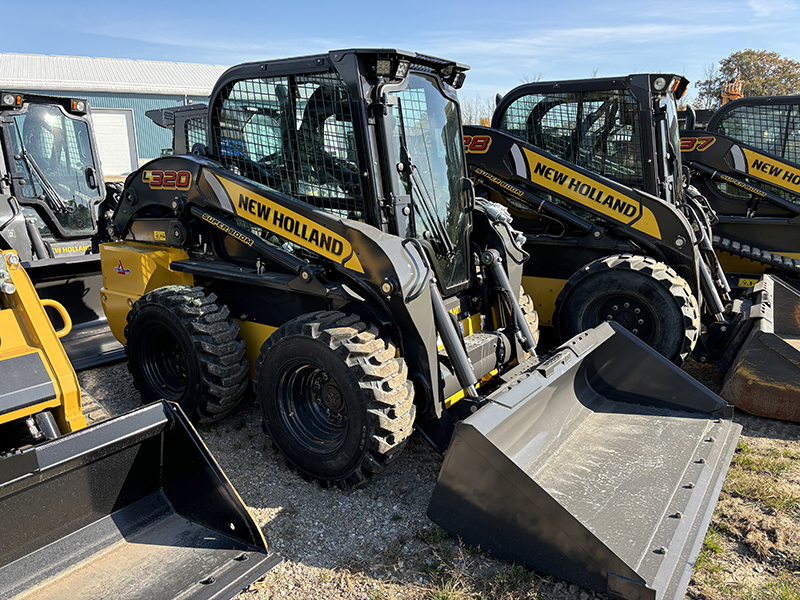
125;285;249;423
554;254;700;364
255;311;415;488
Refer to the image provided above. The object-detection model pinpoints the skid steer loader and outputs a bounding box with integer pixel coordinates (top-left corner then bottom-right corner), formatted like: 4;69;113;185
0;248;279;599
681;95;800;292
0;92;123;369
99;49;741;600
467;74;800;421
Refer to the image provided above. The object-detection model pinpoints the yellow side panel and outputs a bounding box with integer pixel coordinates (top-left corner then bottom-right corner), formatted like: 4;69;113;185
521;276;567;327
0;250;84;432
631;206;662;240
100;242;192;344
235;320;278;380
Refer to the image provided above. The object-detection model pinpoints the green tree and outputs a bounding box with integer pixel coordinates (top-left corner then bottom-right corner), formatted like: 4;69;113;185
694;49;800;108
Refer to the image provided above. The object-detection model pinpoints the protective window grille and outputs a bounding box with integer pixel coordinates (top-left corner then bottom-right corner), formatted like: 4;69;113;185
213;72;364;219
183;117;207;154
715;104;800;165
498;90;644;189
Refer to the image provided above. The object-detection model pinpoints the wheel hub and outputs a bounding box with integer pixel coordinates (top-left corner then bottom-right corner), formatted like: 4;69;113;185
599;298;651;338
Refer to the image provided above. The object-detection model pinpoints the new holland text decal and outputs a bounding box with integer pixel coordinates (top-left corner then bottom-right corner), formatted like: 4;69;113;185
142;170;192;190
215;175;365;273
741;148;800;195
521;148;662;239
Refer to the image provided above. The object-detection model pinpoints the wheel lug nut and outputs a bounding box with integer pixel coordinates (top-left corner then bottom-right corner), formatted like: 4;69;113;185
606;315;613;320
612;305;618;311
634;308;640;314
632;328;638;334
624;303;630;308
638;319;644;325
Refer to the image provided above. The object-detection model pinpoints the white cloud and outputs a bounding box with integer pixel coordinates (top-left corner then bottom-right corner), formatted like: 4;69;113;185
748;0;797;17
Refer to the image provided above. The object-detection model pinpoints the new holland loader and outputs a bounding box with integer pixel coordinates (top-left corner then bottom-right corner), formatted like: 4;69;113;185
681;95;800;290
0;249;279;598
466;74;800;421
99;49;741;600
0;92;123;369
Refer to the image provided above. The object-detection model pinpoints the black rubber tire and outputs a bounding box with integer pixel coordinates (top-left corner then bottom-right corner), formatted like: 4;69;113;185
519;291;540;350
554;254;700;364
124;285;249;423
255;311;415;488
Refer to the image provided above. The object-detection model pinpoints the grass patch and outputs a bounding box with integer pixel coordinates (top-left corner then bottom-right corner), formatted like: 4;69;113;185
419;526;450;545
724;441;800;514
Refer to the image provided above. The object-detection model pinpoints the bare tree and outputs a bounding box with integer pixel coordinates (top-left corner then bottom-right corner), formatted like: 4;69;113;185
460;95;497;125
519;73;545;84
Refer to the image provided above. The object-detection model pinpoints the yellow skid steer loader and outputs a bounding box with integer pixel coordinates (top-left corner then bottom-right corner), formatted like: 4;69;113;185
0;249;279;599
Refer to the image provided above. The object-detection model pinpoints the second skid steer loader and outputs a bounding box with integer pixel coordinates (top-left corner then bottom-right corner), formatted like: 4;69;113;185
99;49;740;600
681;95;800;292
469;73;800;421
0;92;123;369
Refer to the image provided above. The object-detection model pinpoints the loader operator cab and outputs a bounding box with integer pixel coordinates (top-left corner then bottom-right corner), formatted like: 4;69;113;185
207;51;471;294
0;95;104;247
494;74;688;206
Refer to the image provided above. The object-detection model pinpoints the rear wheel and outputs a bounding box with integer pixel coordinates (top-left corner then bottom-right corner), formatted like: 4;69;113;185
125;285;249;423
554;254;699;364
255;311;414;488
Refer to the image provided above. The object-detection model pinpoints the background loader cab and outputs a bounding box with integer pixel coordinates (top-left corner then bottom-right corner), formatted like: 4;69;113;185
0;92;123;368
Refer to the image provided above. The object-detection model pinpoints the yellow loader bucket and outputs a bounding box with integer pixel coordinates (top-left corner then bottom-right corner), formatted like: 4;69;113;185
721;275;800;422
428;323;741;600
0;402;279;600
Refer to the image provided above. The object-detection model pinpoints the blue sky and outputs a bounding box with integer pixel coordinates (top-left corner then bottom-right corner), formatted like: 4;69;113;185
7;0;800;103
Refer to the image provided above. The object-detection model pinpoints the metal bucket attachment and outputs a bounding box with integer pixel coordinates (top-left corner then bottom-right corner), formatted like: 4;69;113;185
721;275;800;422
0;402;279;600
428;323;741;600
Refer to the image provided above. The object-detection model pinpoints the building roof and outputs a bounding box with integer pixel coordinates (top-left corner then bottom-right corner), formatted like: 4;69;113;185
0;53;229;96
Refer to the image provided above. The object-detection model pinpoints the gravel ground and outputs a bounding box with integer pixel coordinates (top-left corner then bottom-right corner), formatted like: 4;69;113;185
77;359;799;600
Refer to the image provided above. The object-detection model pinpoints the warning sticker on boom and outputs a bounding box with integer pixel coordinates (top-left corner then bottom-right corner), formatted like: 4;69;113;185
521;148;662;240
216;176;364;273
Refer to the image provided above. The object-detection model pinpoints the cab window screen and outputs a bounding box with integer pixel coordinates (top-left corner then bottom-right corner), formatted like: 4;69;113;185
214;73;364;219
499;89;644;189
714;104;800;165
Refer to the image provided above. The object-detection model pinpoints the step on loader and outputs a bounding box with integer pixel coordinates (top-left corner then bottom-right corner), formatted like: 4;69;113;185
0;249;279;599
681;95;800;292
0;93;124;369
468;74;800;421
100;50;741;600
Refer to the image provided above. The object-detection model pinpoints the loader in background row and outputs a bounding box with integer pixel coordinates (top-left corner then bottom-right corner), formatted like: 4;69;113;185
681;95;800;292
466;73;800;421
101;49;741;600
0;248;279;599
0;92;123;369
